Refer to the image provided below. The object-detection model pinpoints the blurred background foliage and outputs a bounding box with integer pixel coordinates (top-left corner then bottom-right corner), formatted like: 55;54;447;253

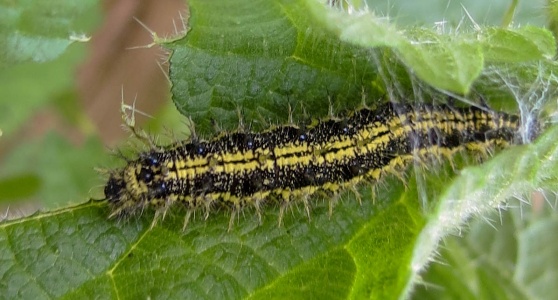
0;0;188;212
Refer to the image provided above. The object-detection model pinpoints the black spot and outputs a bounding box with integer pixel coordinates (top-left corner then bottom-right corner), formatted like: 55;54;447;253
303;168;318;185
151;181;168;198
245;135;254;149
202;176;214;192
250;175;264;190
427;128;442;146
138;167;154;183
445;130;462;147
197;144;206;155
228;176;243;196
104;176;125;203
144;155;159;166
343;162;364;178
474;132;488;142
184;143;196;156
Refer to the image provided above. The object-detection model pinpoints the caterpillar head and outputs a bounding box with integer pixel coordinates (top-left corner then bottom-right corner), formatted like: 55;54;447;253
104;154;170;218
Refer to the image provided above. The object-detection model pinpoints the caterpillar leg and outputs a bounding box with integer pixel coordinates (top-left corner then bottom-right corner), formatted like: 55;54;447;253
228;205;242;232
182;210;193;231
328;192;341;218
301;194;312;221
202;195;216;220
350;185;363;206
251;196;265;225
150;199;172;229
150;210;163;230
278;204;286;227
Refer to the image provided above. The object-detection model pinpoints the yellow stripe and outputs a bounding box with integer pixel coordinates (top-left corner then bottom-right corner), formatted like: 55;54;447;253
157;112;518;182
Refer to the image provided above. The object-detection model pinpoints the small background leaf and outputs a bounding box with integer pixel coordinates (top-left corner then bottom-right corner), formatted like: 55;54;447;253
414;203;558;300
0;0;98;68
0;133;108;208
311;1;555;94
408;125;558;298
480;26;556;62
397;30;483;94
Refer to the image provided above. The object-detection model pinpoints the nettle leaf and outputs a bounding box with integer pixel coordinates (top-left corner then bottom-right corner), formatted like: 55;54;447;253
167;0;383;135
2;127;557;299
311;3;556;94
1;0;558;299
0;176;422;299
479;26;557;63
407;125;558;298
414;203;558;300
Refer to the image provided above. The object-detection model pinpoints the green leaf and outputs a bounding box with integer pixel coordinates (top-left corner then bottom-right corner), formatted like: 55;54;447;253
0;176;426;299
397;30;483;94
3;124;556;298
365;0;547;26
407;125;558;298
414;202;558;300
310;3;556;94
547;0;558;43
167;0;382;135
479;26;556;63
309;3;483;94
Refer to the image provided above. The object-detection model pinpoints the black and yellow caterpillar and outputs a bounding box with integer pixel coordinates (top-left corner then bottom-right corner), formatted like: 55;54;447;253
104;102;528;228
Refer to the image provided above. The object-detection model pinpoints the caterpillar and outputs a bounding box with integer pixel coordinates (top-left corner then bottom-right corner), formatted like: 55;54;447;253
104;102;530;229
